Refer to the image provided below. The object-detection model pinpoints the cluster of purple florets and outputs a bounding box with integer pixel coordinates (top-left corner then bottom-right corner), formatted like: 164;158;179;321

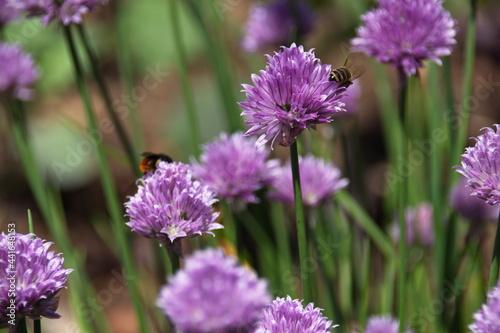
2;0;108;26
6;0;500;331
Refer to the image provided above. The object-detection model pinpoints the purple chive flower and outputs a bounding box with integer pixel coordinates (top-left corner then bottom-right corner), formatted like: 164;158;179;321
0;43;39;101
351;0;457;77
0;233;72;328
254;296;337;333
191;132;274;206
365;315;413;333
242;0;315;53
392;203;434;247
406;203;434;246
469;283;500;332
124;162;223;244
451;178;500;222
0;0;20;26
455;125;500;206
16;0;107;25
157;248;271;333
268;154;348;208
240;43;346;148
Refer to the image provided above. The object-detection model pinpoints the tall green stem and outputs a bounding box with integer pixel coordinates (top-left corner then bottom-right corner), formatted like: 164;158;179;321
34;319;41;333
7;100;98;333
114;0;145;152
76;24;140;175
167;0;201;155
271;203;295;297
397;68;408;333
185;0;243;132
63;25;149;333
452;0;476;168
488;212;500;289
427;63;447;322
15;318;27;333
290;141;311;302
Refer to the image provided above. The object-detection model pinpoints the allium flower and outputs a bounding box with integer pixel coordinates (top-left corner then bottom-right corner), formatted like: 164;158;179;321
157;249;271;333
254;296;336;333
268;154;348;208
351;0;457;77
0;233;72;328
0;0;20;26
469;283;500;332
365;315;413;333
124;162;223;244
0;43;39;100
240;43;346;148
392;203;434;247
451;178;500;222
15;0;107;25
455;125;500;206
192;132;274;206
242;0;315;53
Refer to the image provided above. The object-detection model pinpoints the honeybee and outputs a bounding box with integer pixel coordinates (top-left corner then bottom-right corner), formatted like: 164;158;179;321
140;152;173;173
329;53;365;88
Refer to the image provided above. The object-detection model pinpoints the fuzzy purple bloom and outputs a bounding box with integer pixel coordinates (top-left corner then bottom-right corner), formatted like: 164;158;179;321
242;0;315;53
455;125;500;206
191;132;274;206
451;178;500;222
0;0;20;26
124;162;223;243
406;203;434;247
157;248;271;333
469;283;500;332
15;0;107;25
392;203;434;247
0;43;39;101
351;0;457;77
240;44;346;148
0;233;72;328
268;154;348;208
365;315;413;333
254;296;337;333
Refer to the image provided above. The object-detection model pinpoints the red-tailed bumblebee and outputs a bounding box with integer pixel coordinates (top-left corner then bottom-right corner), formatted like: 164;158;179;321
140;152;173;173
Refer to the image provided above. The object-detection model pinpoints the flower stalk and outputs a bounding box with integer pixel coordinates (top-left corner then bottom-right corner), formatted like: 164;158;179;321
62;24;150;333
290;141;311;303
488;212;500;289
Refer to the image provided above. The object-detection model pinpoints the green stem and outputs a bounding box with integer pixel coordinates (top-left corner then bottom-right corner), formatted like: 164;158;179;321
185;0;243;132
221;201;238;250
63;25;150;333
452;0;476;168
16;318;27;333
27;210;34;234
114;0;145;152
34;319;41;333
167;0;201;155
397;68;408;333
271;203;295;297
335;190;394;259
290;141;311;302
488;212;500;289
427;63;447;325
75;24;140;176
168;247;181;275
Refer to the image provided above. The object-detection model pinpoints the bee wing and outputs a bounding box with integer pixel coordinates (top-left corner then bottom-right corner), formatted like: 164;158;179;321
349;64;366;81
343;53;365;81
141;151;155;158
